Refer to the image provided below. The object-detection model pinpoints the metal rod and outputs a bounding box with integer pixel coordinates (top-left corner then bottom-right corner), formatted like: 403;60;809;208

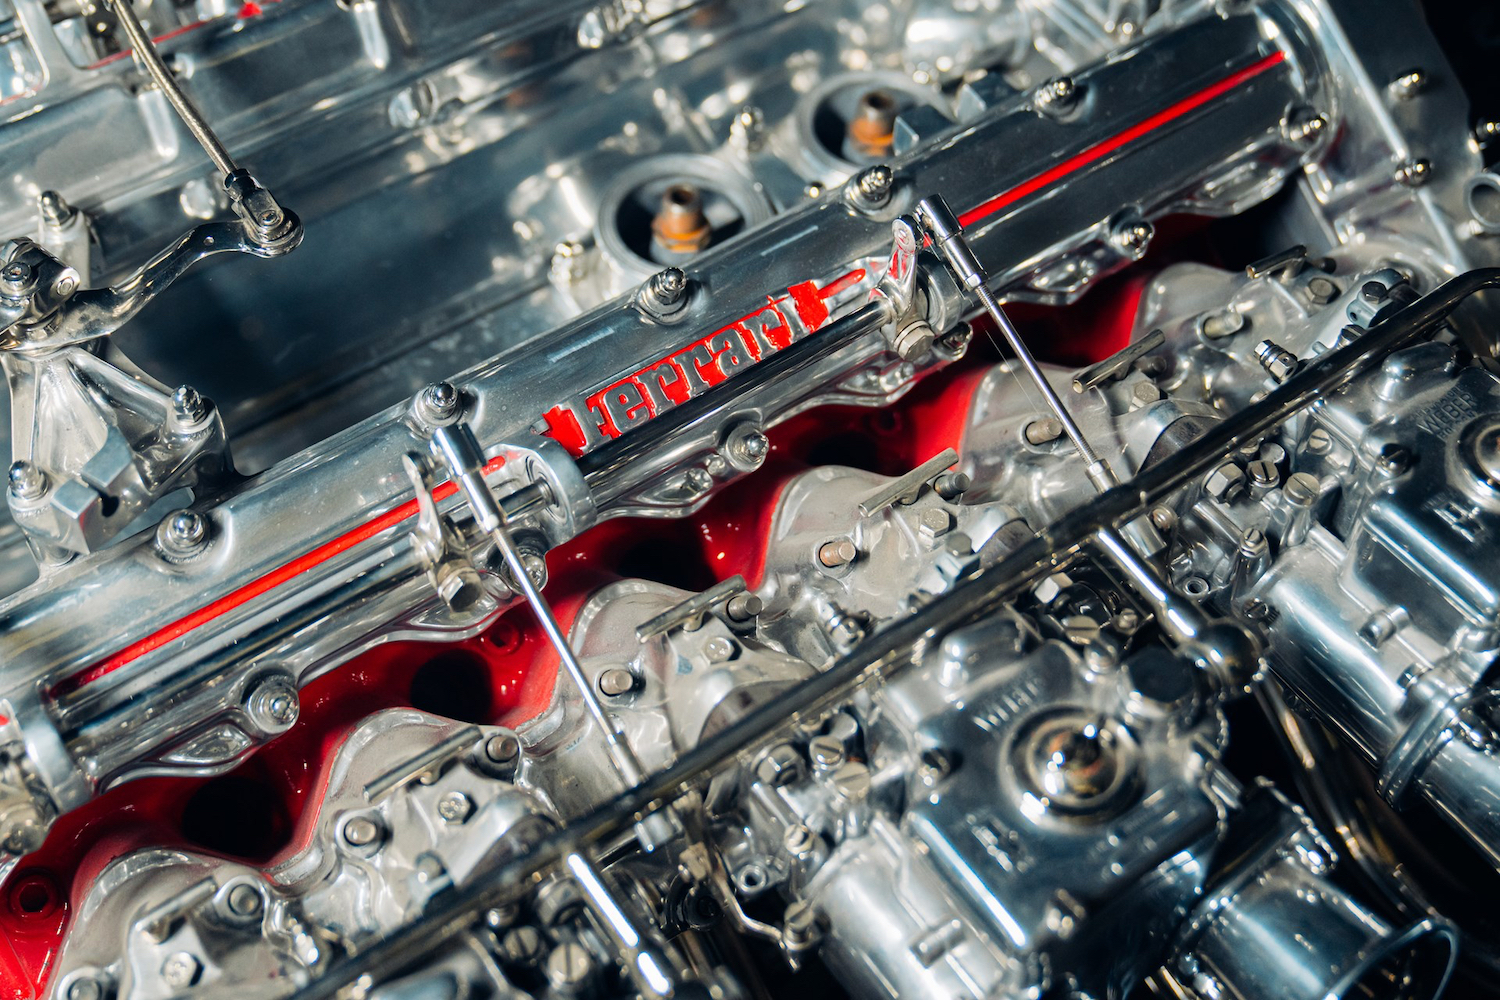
104;0;239;178
291;269;1500;1000
432;423;646;786
916;194;1118;490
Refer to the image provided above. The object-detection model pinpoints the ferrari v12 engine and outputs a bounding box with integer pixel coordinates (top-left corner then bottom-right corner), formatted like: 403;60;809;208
0;0;1498;998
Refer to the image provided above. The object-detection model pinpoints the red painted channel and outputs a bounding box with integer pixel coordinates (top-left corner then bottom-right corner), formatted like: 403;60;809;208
62;47;1288;691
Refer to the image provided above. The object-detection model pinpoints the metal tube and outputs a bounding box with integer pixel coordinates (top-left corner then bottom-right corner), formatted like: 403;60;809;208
291;269;1500;1000
104;0;239;178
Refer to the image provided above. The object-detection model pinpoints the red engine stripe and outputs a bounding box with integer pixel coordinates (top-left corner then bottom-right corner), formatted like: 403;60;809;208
57;457;506;694
958;50;1288;228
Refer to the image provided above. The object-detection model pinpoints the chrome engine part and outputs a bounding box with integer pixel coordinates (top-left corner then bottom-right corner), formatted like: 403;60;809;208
0;0;1498;998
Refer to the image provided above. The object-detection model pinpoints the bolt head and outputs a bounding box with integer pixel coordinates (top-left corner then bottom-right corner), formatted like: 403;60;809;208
65;979;102;1000
437;790;474;824
225;883;263;918
171;385;212;427
782;823;816;855
545;942;594;990
160;510;208;555
419;381;461;421
342;815;381;847
245;675;299;732
702;636;737;663
1203;462;1246;502
597;667;637;696
1034;76;1079;116
647;267;687;308
755;744;802;787
918;506;953;540
1;261;32;293
853;164;894;208
817;538;857;568
485;732;520;764
160;953;202;990
7;461;46;501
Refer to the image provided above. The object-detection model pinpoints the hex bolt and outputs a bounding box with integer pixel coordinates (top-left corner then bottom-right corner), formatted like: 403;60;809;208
597;667;636;696
171;385;212;427
808;734;845;772
160;953;202;990
225;882;263;918
1389;68;1427;100
725;592;763;622
919;507;953;540
726;425;769;467
343;814;381;848
642;267;688;315
418;381;461;422
1111;216;1154;259
436;790;473;825
1024;417;1064;445
755;743;802;787
7;461;47;501
1203;462;1246;502
892;318;936;361
702;636;737;663
1305;275;1340;305
1395;158;1432;188
545;942;595;993
1254;339;1298;382
850;164;894;210
38;190;76;226
244;675;299;733
817;538;857;568
550;240;588;284
1130;380;1162;407
485;733;520;764
160;510;208;556
1033;76;1079;117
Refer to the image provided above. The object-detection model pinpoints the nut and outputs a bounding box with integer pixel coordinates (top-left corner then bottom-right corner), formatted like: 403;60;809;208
7;461;47;501
755;743;802;787
1203;462;1246;502
417;381;461;422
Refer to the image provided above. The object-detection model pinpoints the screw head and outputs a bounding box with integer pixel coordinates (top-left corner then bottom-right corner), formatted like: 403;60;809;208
702;636;737;663
501;926;545;965
342;815;381;847
808;734;845;771
160;953;202;990
65;979;102;1000
7;461;47;501
597;667;636;696
437;790;474;824
1376;443;1412;477
418;381;461;422
545;942;595;991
